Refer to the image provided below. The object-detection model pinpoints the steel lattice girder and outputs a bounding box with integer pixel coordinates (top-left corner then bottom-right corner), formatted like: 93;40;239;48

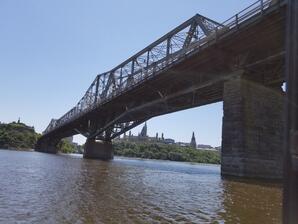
42;0;280;138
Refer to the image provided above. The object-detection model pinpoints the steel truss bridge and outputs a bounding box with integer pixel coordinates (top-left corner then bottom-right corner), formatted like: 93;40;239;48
37;0;286;146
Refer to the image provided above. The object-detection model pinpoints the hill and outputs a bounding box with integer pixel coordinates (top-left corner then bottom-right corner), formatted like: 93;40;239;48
0;121;40;150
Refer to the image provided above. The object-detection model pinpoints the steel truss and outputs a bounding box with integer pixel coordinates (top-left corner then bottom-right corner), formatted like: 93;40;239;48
43;0;278;139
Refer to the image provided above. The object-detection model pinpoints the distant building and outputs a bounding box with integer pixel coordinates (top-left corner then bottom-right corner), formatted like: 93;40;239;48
197;144;213;149
119;124;213;150
164;138;175;144
190;132;197;149
176;142;190;147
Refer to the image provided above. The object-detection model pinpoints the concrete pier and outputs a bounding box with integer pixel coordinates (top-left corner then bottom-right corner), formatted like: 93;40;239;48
221;77;284;179
35;138;59;154
83;138;114;160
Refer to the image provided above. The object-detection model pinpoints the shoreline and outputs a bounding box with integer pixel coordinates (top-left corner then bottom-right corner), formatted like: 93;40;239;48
0;148;34;152
114;155;221;166
0;148;220;165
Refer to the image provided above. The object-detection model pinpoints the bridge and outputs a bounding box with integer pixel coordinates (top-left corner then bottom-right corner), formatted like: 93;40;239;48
36;0;287;179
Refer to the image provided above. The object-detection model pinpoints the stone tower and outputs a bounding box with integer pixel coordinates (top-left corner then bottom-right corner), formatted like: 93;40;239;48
190;132;197;149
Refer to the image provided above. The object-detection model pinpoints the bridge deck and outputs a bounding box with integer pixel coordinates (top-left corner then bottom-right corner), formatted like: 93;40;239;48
39;0;286;142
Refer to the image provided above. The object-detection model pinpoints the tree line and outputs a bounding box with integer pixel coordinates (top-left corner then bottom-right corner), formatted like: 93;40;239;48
113;141;220;164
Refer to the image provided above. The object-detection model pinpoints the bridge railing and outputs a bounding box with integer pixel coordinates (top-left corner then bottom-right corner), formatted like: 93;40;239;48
43;0;279;135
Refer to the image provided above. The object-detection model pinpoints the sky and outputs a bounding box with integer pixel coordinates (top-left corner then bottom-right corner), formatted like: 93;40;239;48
0;0;257;146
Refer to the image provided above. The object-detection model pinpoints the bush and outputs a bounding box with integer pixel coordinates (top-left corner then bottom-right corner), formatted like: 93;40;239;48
57;140;77;154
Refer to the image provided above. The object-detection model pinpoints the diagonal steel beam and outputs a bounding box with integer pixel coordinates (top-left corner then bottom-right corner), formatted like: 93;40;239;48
183;21;198;48
110;119;147;139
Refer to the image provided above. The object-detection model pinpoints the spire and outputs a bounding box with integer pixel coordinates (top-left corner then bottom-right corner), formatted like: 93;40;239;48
140;122;147;137
190;131;197;149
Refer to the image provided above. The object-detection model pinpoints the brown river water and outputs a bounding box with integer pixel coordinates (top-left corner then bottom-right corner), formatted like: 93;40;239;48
0;149;282;224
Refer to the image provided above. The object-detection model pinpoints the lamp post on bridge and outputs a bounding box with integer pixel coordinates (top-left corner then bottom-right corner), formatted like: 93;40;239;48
283;0;298;223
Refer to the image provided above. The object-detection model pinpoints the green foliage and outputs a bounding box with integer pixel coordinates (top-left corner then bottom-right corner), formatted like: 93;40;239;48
57;140;77;154
0;122;39;150
113;141;220;164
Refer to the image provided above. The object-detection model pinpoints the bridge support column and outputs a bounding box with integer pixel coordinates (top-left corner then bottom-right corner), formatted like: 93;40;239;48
83;138;114;160
35;138;59;154
221;77;284;179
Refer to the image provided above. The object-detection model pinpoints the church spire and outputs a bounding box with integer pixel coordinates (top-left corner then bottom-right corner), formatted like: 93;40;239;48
140;122;147;137
190;131;197;149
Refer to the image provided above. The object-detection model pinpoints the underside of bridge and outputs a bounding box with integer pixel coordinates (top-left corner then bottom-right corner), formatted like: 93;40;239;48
36;0;287;179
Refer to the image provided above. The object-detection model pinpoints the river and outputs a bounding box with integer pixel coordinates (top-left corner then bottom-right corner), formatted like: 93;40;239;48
0;149;282;224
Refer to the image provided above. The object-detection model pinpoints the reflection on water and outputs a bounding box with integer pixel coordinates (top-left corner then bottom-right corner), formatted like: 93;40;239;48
0;150;282;223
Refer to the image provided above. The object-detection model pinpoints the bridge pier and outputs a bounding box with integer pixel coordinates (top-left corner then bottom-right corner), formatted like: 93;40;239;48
83;138;114;160
221;77;284;179
35;138;59;154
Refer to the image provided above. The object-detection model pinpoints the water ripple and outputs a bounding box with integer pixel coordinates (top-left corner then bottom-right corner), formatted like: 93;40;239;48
0;150;282;224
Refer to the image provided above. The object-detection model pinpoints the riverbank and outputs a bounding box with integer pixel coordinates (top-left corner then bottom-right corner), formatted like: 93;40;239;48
113;141;220;164
0;123;220;165
0;148;35;152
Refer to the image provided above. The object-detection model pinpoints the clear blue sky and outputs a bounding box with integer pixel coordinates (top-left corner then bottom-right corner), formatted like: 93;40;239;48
0;0;256;146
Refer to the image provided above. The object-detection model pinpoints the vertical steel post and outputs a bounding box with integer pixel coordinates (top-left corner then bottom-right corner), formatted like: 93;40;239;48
119;67;123;87
146;50;150;68
94;75;100;104
131;59;135;75
166;37;171;57
283;0;298;223
166;37;171;66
